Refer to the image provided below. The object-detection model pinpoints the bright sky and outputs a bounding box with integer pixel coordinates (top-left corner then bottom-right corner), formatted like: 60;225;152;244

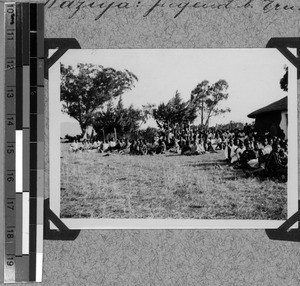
59;49;291;131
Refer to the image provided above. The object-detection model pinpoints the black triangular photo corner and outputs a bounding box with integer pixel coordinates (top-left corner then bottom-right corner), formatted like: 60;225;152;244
44;38;81;240
265;37;300;242
267;37;300;79
44;198;80;240
44;38;81;79
266;201;300;242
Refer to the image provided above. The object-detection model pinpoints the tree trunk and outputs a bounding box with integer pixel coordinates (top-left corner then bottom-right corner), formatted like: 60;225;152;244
102;129;105;141
79;122;87;137
201;98;204;126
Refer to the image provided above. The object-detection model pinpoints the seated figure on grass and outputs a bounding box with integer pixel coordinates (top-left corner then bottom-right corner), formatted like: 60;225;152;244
69;140;79;152
247;141;260;169
145;140;156;155
97;141;104;152
244;141;287;182
265;141;287;181
196;139;206;154
169;138;181;154
181;140;200;156
156;139;166;154
108;138;116;151
206;139;217;153
181;140;192;155
230;140;245;164
233;140;256;169
102;140;110;152
224;138;236;163
92;140;99;149
129;139;148;155
257;137;272;167
82;139;92;150
69;139;85;152
215;135;224;150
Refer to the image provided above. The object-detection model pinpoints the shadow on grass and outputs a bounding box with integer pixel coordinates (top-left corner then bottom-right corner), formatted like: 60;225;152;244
164;153;227;158
187;161;228;167
222;175;241;181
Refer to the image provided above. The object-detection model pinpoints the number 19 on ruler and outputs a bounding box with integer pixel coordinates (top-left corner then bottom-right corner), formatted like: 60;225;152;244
3;2;44;283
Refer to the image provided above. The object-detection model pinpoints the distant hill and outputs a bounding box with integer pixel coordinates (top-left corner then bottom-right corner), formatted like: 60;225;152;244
60;122;81;138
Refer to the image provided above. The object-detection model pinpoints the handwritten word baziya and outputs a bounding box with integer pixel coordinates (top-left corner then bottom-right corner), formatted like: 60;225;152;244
44;0;299;20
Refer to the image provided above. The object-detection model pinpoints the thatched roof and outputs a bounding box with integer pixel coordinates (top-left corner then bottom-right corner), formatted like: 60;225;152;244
247;96;287;118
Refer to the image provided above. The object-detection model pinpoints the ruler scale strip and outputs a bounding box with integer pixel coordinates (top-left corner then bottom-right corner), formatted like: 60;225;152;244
15;3;29;282
36;4;44;282
31;3;44;282
14;3;23;281
3;2;44;283
4;2;16;283
29;3;37;282
21;0;30;263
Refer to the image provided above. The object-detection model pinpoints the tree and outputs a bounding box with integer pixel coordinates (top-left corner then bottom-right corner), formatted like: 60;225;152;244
191;79;230;127
92;97;144;138
92;99;116;138
280;66;288;92
153;91;197;129
60;63;138;135
136;127;159;142
121;105;144;134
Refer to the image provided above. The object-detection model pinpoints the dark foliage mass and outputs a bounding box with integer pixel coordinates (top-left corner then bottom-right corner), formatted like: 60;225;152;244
152;91;197;129
61;63;138;135
280;66;288;92
135;127;160;142
92;97;144;138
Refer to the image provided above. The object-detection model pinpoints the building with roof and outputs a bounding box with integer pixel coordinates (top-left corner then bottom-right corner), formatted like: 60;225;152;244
247;96;287;138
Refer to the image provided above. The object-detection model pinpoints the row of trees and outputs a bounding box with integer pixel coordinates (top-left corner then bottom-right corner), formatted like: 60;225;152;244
145;80;230;130
61;63;231;137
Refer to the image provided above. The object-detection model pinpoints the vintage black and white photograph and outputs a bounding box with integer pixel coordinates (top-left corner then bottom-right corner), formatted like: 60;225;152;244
49;49;297;229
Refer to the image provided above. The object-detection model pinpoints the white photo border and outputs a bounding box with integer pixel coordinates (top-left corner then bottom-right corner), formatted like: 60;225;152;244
49;48;298;229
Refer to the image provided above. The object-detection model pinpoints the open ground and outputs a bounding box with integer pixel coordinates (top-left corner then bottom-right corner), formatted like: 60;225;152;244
60;143;287;220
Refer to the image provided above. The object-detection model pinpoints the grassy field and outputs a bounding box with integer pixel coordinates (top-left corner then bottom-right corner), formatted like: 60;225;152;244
60;143;287;220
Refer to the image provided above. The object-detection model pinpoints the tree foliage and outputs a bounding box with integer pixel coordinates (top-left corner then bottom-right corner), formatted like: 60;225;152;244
280;66;288;92
60;63;138;134
190;79;230;127
92;97;144;138
152;91;197;129
136;127;159;142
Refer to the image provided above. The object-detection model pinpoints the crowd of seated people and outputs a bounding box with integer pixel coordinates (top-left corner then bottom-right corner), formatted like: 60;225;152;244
69;139;102;152
68;123;287;181
225;136;288;181
69;138;131;153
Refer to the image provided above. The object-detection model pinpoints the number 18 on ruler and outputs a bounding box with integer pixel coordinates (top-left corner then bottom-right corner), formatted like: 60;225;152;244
3;2;44;283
